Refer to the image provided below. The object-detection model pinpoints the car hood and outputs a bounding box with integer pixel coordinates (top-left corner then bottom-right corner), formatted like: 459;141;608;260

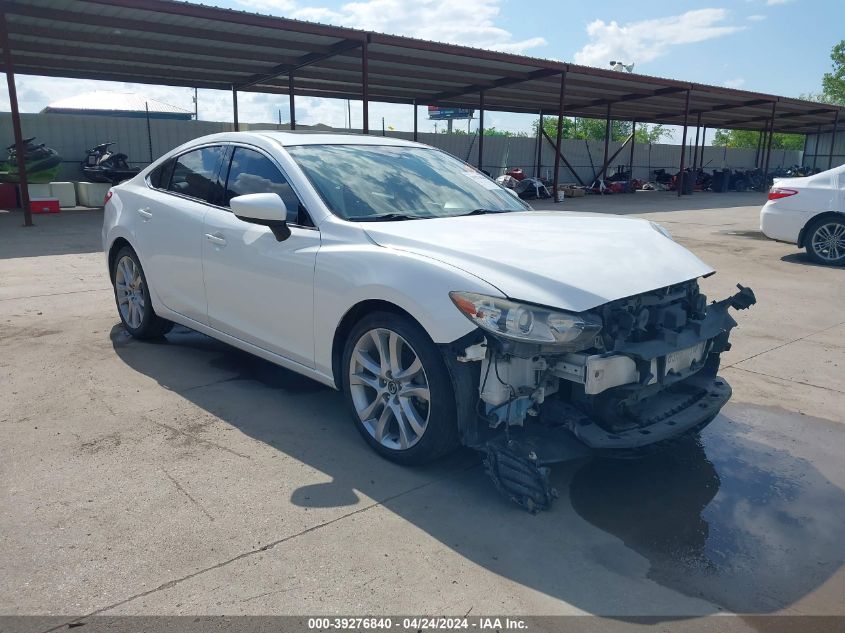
362;212;714;312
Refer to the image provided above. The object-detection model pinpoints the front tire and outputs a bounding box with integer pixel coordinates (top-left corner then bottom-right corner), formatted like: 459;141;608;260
805;216;845;266
111;246;173;339
341;311;460;465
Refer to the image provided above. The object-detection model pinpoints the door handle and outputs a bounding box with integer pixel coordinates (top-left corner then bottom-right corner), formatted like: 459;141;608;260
205;232;227;247
137;207;152;219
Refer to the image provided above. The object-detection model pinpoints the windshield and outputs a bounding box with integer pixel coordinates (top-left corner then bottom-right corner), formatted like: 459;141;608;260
286;144;530;221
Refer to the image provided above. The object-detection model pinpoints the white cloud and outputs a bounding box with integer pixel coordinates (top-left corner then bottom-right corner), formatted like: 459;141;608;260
290;0;547;54
747;14;766;21
765;0;792;5
723;78;746;88
573;9;744;68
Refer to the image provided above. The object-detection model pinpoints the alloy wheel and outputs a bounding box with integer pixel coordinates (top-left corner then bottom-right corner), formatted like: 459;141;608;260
348;327;431;450
811;221;845;263
115;255;145;329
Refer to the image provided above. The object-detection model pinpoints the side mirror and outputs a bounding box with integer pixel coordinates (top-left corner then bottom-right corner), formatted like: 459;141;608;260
230;193;291;241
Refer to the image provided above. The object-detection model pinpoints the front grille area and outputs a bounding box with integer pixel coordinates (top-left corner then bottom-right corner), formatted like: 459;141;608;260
593;280;707;350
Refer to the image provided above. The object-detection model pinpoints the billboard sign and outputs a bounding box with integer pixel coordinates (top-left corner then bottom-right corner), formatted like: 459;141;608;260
427;106;474;121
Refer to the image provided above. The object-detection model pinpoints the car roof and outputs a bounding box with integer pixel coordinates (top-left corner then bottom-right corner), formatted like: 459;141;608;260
181;130;429;149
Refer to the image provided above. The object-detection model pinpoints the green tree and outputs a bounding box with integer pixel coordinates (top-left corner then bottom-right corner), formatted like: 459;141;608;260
799;91;836;104
437;125;526;137
482;126;526;137
532;116;671;143
822;40;845;105
635;124;673;144
711;129;804;151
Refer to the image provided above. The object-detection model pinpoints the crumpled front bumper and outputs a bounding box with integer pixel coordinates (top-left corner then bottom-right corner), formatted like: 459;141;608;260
569;373;731;451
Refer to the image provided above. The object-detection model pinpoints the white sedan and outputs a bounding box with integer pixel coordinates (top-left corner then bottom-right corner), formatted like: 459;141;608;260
761;163;845;265
103;132;754;511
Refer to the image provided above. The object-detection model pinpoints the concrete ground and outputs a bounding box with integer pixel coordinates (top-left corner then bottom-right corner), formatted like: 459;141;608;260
1;192;844;623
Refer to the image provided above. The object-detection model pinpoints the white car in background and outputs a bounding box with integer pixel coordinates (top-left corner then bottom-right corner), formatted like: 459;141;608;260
102;132;755;511
760;163;845;265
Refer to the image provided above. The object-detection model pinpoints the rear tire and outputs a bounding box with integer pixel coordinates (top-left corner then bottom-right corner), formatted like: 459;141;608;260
804;216;845;266
111;245;173;339
341;311;460;465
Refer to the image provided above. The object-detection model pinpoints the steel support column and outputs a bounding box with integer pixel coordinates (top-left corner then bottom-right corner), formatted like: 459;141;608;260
535;110;543;178
600;103;611;187
412;99;418;142
813;124;821;170
828;110;839;169
754;130;763;168
0;12;32;226
552;72;567;198
692;113;701;172
763;102;776;180
543;129;584;187
700;127;707;168
361;36;369;134
629;120;636;178
288;73;296;130
678;90;690;197
477;90;485;171
232;85;239;131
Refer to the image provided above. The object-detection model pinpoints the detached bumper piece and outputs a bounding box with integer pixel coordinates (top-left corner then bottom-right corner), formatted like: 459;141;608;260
573;374;731;452
483;437;559;513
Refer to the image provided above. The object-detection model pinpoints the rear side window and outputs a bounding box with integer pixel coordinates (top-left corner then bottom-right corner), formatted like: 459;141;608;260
223;147;306;224
168;146;225;202
148;159;175;189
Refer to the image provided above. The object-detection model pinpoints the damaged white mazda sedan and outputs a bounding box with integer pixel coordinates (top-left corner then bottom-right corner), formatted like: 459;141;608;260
103;132;755;511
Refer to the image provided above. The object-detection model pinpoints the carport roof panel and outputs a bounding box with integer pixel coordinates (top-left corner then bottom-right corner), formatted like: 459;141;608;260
2;0;842;133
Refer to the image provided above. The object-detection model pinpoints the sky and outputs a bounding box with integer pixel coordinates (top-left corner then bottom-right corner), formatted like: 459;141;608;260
1;0;843;140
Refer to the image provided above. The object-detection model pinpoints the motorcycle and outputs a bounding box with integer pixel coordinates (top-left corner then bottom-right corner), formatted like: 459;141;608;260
82;142;140;184
728;169;750;192
505;167;526;181
785;164;816;177
652;168;674;186
514;177;551;200
0;137;62;184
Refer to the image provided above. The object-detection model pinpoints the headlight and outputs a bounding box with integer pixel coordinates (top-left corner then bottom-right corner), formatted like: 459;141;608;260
649;221;673;240
449;291;601;349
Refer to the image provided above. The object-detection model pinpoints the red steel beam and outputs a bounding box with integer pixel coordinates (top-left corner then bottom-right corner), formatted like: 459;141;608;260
0;10;31;226
552;72;568;193
828;110;839;169
361;36;369;133
678;90;690;198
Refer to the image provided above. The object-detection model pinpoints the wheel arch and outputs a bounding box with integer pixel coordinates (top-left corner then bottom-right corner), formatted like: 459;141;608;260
798;211;845;248
330;299;424;389
331;298;481;451
107;236;133;278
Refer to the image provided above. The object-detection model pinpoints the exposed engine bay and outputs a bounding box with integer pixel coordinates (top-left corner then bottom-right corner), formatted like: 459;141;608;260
450;280;756;512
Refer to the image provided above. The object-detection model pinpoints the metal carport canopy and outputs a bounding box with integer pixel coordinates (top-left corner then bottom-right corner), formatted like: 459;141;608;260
1;0;843;135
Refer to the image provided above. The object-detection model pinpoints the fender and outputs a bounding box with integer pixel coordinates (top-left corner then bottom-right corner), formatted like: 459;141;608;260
313;240;503;380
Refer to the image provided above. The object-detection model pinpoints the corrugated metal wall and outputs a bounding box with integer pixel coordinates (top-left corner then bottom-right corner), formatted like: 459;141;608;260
0;112;803;183
0;112;236;180
392;132;801;184
802;131;845;170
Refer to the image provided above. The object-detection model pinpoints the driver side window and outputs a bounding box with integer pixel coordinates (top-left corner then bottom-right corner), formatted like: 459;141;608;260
222;147;311;226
